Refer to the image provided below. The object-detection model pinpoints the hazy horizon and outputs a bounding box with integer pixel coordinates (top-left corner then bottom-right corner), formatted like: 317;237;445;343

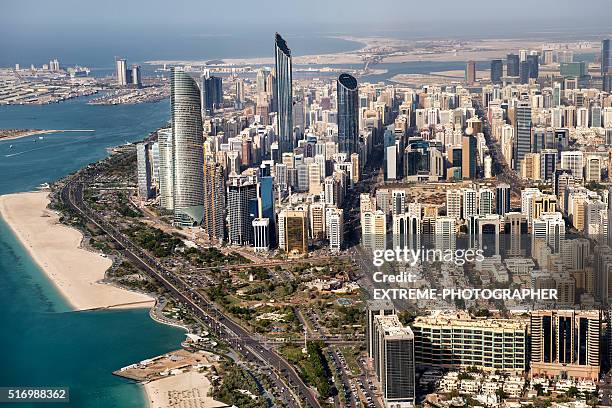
2;0;612;67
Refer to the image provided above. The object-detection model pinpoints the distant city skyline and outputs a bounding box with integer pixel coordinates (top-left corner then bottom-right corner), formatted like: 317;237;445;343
2;0;612;68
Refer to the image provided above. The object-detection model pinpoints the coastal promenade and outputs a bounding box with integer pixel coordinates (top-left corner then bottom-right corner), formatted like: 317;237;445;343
60;175;322;408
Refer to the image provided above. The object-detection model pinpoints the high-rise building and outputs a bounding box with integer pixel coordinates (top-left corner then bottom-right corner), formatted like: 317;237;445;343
136;142;153;200
157;129;174;210
361;210;387;252
496;184;511;216
253;218;270;251
462;188;478;220
367;300;396;357
446;189;462;219
519;60;530;84
115;58;127;86
337;73;359;154
507;54;520;77
490;59;503;84
227;176;258;246
526;54;539;79
514;101;532;171
274;33;293;158
413;312;527;372
465;60;476;85
203;162;226;241
280;209;307;255
327;208;344;253
131;65;142;88
540;149;557;181
532;211;565;253
170;68;205;226
373;315;416;406
531;310;600;380
201;74;223;115
479;188;494;215
602;39;611;76
560;150;585;180
256;68;269;94
461;135;477;179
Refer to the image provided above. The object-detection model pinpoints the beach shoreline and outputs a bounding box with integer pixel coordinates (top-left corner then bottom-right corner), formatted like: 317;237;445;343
0;191;154;311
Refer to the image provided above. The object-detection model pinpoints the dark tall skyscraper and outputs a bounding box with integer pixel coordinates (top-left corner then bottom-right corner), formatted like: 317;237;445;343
514;101;532;171
602;39;611;76
519;61;530;84
274;33;293;159
227;176;258;246
201;75;222;115
170;68;205;226
507;53;520;77
337;73;359;154
527;54;539;79
495;183;511;215
490;59;503;84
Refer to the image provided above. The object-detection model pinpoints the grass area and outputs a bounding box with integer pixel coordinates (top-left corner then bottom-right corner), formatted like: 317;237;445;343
212;363;266;408
279;342;336;400
338;346;362;376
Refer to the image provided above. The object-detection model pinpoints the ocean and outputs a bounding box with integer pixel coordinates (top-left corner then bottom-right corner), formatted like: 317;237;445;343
0;97;186;408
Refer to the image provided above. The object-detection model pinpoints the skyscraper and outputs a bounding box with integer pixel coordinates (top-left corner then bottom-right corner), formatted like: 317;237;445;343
465;60;476;85
519;60;530;84
227;176;258;246
514;101;532;171
136;142;153;199
131;65;142;88
337;73;359;154
490;59;503;84
274;33;293;158
203;161;226;241
170;68;205;226
602;39;611;76
374;316;416;405
506;53;520;77
115;58;127;86
495;184;511;216
603;39;612;92
526;54;539;79
531;310;600;380
157;128;174;210
201;74;223;115
461;135;477;179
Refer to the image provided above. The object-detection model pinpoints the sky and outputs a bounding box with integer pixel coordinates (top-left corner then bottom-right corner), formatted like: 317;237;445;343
1;0;611;67
3;0;612;32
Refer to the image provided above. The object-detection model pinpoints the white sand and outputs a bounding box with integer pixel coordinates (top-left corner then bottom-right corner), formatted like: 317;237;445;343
143;371;227;408
0;191;154;311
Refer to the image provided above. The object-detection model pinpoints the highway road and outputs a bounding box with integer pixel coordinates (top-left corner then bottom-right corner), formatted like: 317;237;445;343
60;174;321;408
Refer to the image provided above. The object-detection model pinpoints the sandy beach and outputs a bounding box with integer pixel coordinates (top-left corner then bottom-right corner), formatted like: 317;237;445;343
143;371;227;408
0;191;154;311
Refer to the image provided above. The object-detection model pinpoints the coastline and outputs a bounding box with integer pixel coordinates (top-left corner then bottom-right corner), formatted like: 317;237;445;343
0;191;154;311
0;129;95;142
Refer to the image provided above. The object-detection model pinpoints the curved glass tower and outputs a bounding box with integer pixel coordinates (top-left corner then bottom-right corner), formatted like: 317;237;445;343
337;73;359;154
170;68;205;226
274;33;293;159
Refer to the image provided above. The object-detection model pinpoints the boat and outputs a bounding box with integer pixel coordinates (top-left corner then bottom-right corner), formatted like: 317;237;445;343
38;136;44;140
9;144;13;149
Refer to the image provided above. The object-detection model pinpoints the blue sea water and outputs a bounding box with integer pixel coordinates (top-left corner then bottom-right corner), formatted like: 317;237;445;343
0;97;186;407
